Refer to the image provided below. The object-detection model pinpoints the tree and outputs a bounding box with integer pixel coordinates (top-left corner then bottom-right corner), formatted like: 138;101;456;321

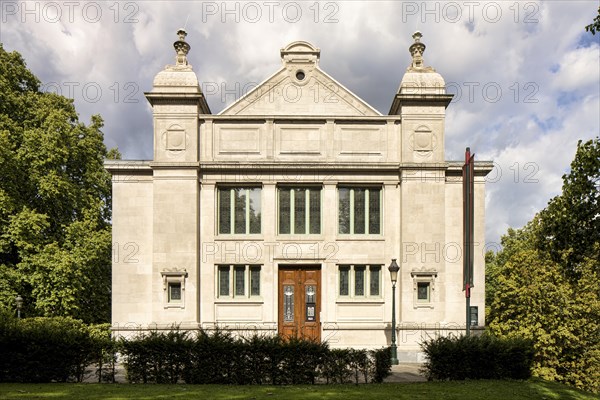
535;138;600;279
585;6;600;35
0;44;118;323
487;139;600;392
488;231;600;391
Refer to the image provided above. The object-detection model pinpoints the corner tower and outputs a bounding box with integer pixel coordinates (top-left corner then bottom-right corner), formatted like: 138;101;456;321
389;32;453;163
144;30;209;325
146;29;211;162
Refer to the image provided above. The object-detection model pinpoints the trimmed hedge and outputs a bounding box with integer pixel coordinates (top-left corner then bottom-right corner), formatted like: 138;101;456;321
420;333;534;381
0;312;112;383
0;312;391;385
120;329;392;384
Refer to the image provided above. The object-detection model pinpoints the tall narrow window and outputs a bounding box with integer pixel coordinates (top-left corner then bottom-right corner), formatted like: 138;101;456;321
338;187;381;234
218;266;230;297
370;266;381;296
218;187;261;234
235;266;245;296
278;187;321;234
339;266;350;296
250;266;261;296
354;265;366;296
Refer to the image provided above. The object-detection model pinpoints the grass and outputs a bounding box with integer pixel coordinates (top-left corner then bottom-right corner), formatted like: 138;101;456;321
0;379;597;400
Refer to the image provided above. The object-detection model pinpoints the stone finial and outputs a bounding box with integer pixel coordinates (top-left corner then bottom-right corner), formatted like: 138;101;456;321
174;29;191;66
407;31;435;72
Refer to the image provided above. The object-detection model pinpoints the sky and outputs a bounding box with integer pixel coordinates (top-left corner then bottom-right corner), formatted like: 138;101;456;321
1;0;599;246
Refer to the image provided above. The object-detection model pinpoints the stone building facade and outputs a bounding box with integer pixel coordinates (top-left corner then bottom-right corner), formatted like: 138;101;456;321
106;31;491;361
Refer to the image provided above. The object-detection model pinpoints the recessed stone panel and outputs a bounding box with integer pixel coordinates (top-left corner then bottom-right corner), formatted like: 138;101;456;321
275;125;323;156
217;127;261;155
335;126;385;156
215;303;263;321
336;303;384;321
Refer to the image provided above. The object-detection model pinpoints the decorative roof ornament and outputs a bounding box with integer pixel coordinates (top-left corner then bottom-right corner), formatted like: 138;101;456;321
407;31;435;72
173;28;191;67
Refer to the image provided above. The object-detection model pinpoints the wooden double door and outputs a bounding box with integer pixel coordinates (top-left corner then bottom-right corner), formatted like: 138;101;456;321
278;266;321;342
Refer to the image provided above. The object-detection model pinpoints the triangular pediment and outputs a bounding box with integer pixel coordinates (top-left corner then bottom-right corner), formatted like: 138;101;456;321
219;41;380;116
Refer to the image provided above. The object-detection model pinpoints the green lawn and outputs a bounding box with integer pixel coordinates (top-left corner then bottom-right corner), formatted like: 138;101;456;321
0;379;597;400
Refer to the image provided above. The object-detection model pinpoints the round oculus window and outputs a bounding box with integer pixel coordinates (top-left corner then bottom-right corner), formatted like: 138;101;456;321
295;70;305;81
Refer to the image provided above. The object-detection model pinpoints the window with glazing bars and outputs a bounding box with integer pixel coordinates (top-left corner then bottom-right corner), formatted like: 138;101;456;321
338;187;381;234
338;264;381;297
278;187;321;234
217;265;261;298
218;187;261;234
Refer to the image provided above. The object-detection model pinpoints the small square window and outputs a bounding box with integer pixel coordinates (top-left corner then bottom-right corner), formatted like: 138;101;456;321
168;282;182;302
417;282;430;302
161;270;187;308
411;270;437;308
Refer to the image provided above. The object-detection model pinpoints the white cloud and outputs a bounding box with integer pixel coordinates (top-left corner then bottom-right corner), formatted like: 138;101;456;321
552;45;600;92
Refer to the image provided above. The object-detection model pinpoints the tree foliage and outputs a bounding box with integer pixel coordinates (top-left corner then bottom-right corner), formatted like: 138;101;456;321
0;44;118;323
585;6;600;35
535;139;600;279
487;138;600;393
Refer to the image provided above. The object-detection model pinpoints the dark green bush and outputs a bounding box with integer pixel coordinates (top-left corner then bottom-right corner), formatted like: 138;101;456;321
120;328;189;383
0;314;108;383
121;329;390;385
370;347;392;383
421;333;533;381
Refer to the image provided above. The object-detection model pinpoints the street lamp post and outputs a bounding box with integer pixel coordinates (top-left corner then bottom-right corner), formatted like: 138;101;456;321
388;259;400;365
15;295;23;319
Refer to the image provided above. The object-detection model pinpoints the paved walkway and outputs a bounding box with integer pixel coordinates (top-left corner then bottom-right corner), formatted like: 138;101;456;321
89;362;427;384
385;363;427;383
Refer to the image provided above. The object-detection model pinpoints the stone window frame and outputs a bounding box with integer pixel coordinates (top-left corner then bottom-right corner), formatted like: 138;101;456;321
337;186;383;236
216;264;262;299
161;270;188;309
277;185;322;235
337;264;383;299
411;270;437;309
217;186;262;236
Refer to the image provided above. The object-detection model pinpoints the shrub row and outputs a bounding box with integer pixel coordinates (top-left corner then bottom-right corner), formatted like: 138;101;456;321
420;333;534;381
0;312;114;383
0;312;390;384
120;329;392;384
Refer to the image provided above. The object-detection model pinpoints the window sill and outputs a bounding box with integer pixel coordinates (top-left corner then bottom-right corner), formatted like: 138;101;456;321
164;304;185;309
414;303;434;309
216;235;263;241
336;235;385;241
336;298;384;304
276;235;324;241
215;298;264;304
